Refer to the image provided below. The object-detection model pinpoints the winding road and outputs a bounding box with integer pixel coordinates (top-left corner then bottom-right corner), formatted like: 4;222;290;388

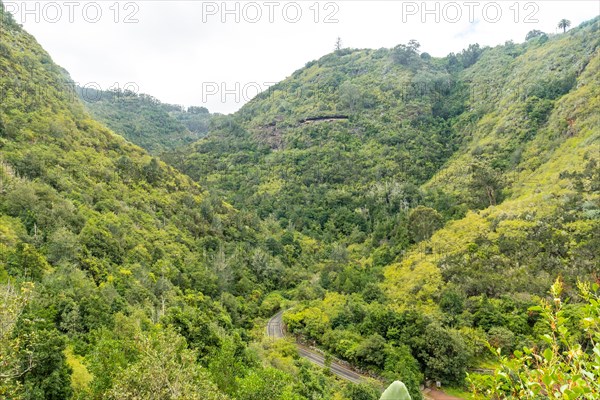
266;310;365;384
266;310;463;400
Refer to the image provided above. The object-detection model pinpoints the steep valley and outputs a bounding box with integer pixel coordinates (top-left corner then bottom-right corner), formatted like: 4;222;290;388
1;3;599;399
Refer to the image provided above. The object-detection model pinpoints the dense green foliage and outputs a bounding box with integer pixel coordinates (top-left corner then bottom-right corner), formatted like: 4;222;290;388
76;86;214;154
1;1;599;398
168;16;599;397
470;279;600;399
0;5;369;399
167;46;466;245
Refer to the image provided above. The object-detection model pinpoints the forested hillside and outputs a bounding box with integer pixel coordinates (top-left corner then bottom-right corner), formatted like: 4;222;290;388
0;5;369;399
76;86;213;154
167;17;599;397
1;0;599;398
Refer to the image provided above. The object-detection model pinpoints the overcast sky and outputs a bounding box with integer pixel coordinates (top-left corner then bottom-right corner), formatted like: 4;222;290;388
8;0;599;113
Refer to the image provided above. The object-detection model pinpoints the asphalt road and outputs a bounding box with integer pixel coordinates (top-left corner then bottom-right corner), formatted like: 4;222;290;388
266;310;286;339
266;311;463;400
266;310;365;384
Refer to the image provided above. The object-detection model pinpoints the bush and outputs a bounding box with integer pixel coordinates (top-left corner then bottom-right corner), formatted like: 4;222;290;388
525;30;546;41
415;323;469;385
383;345;423;400
524;96;553;125
486;326;515;355
470;279;600;399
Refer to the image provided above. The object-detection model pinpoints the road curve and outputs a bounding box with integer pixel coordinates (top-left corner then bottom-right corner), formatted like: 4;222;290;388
266;310;285;339
266;311;463;400
266;310;366;384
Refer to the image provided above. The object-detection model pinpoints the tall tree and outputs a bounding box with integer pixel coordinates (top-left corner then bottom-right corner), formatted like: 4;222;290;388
558;19;571;33
334;37;343;51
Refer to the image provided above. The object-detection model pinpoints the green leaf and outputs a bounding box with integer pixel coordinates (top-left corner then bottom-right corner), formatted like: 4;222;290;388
543;347;553;362
514;350;523;357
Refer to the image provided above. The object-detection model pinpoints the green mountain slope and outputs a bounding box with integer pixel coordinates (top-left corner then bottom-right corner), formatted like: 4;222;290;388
1;2;598;397
386;20;600;306
167;17;599;395
0;7;350;400
75;87;213;154
171;19;598;285
167;43;469;245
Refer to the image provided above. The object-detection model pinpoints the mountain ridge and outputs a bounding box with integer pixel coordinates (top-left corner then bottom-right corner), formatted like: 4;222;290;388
76;86;214;154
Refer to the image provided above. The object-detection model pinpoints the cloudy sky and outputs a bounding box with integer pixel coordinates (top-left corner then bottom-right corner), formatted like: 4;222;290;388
8;0;599;113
